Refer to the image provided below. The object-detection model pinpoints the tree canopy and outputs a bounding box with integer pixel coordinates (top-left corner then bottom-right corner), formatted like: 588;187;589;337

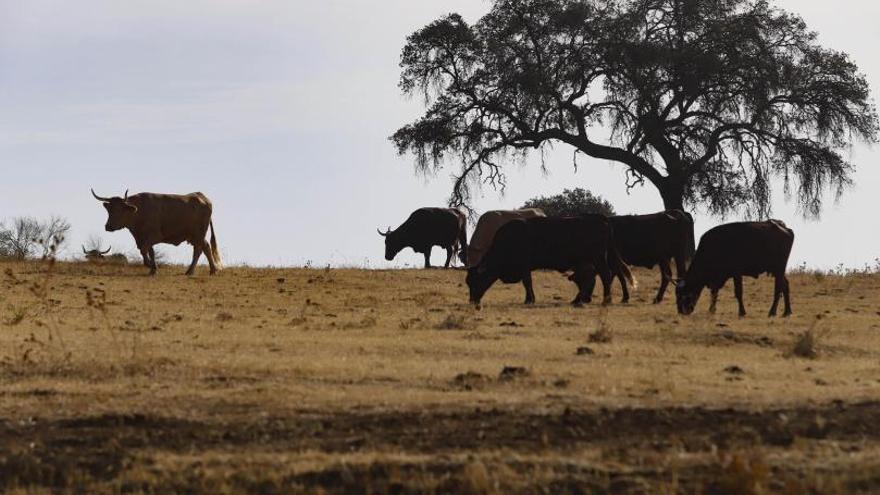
392;0;878;217
522;188;615;217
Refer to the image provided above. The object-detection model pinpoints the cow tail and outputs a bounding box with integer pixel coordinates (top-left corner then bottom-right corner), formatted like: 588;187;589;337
610;245;637;289
209;220;223;269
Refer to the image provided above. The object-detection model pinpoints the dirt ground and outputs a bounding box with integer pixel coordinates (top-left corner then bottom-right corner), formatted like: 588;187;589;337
0;259;879;494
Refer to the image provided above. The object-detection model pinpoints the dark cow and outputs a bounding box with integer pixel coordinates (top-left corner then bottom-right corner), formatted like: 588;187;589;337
587;210;695;304
466;215;635;307
91;189;221;276
82;245;112;260
676;220;794;317
82;245;128;264
378;207;467;268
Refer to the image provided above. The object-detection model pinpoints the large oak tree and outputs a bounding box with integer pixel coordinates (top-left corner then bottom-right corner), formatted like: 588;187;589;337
392;0;878;216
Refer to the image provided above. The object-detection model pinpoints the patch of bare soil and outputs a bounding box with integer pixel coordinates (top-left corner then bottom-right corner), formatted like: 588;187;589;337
3;402;880;493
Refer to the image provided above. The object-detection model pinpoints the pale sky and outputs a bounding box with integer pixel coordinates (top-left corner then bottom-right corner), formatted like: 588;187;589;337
0;0;877;269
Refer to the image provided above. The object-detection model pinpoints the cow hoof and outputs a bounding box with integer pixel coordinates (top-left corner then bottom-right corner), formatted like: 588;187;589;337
783;311;792;318
572;301;584;308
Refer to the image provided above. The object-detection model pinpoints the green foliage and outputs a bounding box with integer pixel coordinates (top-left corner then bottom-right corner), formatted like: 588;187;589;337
393;0;878;217
522;188;615;217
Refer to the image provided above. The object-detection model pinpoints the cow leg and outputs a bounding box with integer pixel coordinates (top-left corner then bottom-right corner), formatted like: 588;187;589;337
616;267;630;304
522;271;536;305
594;255;613;305
141;246;157;276
423;247;432;269
202;239;218;275
444;246;454;269
769;273;783;317
783;276;792;317
655;259;673;304
186;243;203;276
569;265;590;307
734;276;746;317
781;274;792;317
709;288;719;314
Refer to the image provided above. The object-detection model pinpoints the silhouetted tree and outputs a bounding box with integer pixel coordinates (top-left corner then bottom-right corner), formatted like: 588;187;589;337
392;0;878;217
522;188;615;217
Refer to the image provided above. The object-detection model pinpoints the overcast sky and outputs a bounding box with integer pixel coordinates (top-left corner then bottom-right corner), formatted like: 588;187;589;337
0;0;877;269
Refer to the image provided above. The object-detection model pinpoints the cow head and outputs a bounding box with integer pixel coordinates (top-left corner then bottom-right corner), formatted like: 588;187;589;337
377;227;402;261
82;245;112;260
465;265;496;307
92;189;138;232
674;280;701;315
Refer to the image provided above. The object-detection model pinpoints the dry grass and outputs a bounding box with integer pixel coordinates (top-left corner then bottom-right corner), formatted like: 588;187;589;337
0;260;879;493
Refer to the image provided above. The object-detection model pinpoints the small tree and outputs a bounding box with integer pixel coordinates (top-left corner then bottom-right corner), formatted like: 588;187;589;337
0;217;43;260
0;216;71;260
523;188;615;217
37;215;71;259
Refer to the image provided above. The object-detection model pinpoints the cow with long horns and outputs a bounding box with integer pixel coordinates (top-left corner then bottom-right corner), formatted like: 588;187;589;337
378;207;467;268
82;245;128;264
91;189;221;276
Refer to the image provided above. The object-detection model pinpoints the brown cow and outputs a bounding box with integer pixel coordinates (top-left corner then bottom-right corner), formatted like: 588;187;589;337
91;189;221;276
467;208;546;268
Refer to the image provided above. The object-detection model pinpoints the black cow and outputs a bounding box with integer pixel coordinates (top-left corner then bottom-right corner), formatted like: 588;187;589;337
589;210;695;304
676;220;794;317
466;215;635;307
378;207;468;268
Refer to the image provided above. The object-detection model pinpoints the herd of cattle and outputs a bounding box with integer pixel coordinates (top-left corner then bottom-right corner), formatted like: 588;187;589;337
87;189;794;317
379;206;794;317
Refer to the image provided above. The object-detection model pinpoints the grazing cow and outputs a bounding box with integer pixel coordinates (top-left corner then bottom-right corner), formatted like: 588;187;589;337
675;220;794;317
91;189;221;276
378;207;467;268
587;210;695;303
466;215;635;307
82;245;128;264
82;245;111;260
467;208;546;267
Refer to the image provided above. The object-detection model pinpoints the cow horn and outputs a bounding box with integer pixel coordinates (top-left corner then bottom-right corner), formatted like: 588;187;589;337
102;246;112;255
377;227;389;237
82;245;88;254
91;188;111;202
123;189;129;201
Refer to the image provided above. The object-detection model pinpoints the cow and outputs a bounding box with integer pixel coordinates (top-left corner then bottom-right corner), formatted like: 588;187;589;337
675;220;794;317
378;207;467;268
466;208;546;268
585;210;695;304
91;189;221;276
82;245;111;260
466;215;635;307
82;245;128;264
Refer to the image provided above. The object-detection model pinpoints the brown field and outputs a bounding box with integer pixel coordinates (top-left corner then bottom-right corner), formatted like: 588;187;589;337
1;259;879;494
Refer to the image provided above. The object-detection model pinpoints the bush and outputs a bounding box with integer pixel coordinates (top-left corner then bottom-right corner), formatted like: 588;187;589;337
522;188;615;217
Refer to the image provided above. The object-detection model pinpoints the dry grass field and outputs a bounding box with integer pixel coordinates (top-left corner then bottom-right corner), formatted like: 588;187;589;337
1;259;879;494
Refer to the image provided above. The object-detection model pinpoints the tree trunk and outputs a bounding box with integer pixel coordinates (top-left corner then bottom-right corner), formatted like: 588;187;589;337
658;176;686;212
